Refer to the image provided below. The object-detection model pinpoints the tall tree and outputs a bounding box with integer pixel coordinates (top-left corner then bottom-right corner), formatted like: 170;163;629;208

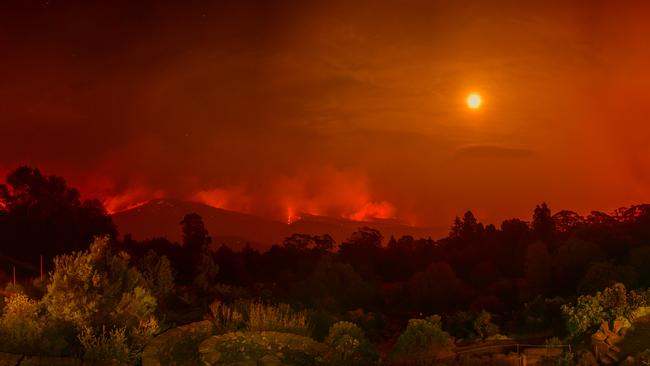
0;166;116;269
179;213;217;291
532;202;556;252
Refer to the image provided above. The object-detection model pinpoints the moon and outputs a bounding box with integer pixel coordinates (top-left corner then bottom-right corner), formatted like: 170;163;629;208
466;93;482;109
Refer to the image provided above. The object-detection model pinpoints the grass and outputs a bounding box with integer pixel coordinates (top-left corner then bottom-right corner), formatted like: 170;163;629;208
209;299;310;336
247;301;309;335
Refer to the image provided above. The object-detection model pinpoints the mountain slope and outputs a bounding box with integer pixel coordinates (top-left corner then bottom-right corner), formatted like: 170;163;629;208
111;199;444;250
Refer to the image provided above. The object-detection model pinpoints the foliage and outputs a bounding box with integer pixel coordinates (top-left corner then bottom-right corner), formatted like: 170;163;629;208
342;308;387;341
78;326;131;363
209;300;245;332
0;293;44;354
41;237;160;361
138;250;175;304
294;256;377;311
324;321;378;366
561;283;647;339
0;293;72;356
200;331;326;365
246;301;309;335
473;310;499;340
0;166;116;263
578;262;637;295
445;311;477;340
43;237;154;328
391;315;451;366
407;262;465;312
392;315;450;356
309;309;337;341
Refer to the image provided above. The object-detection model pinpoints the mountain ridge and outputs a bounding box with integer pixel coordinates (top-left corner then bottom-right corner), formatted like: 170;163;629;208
111;198;445;250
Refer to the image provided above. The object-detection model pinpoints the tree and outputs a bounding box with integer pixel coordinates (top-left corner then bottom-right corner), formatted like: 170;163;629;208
293;256;376;311
552;210;584;234
180;213;211;250
532;202;556;252
338;227;384;279
407;262;465;312
555;238;605;293
450;211;484;241
578;262;637;295
282;233;335;252
179;213;217;291
347;227;383;248
524;241;553;298
0;166;116;266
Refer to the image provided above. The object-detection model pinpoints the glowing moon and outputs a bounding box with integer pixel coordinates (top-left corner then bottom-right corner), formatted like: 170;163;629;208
466;93;482;109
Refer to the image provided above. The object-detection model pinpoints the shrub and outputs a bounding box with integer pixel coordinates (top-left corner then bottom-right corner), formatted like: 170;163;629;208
324;321;378;366
445;311;477;340
43;237;153;329
42;237;160;360
561;283;648;339
309;309;337;341
473;310;499;340
392;315;450;356
209;299;245;332
138;250;175;305
246;301;309;335
78;326;133;364
0;293;44;354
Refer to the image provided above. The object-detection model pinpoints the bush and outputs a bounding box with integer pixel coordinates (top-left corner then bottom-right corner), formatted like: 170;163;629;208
473;310;499;340
78;326;132;364
445;311;476;340
138;250;175;305
208;299;245;332
561;283;647;339
246;301;309;335
392;315;450;356
324;321;378;366
309;309;337;341
0;293;44;354
42;237;160;361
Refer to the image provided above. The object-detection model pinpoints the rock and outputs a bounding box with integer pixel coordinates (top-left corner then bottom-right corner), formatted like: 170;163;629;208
201;351;221;365
259;355;283;366
591;331;607;342
577;351;597;366
612;319;625;333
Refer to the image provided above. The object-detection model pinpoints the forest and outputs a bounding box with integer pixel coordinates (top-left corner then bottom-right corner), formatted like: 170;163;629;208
1;166;650;365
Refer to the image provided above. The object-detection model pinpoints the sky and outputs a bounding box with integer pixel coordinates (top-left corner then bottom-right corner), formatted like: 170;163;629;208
2;0;650;228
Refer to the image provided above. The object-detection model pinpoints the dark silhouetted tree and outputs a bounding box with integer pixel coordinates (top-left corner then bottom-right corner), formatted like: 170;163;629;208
532;203;556;252
179;213;217;290
0;166;116;269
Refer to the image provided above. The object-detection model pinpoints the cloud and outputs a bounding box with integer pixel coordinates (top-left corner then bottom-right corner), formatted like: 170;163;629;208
454;144;535;159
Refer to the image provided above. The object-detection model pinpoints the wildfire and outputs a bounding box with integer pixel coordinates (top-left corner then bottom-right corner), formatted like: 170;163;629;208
102;188;164;214
287;207;300;225
347;201;396;221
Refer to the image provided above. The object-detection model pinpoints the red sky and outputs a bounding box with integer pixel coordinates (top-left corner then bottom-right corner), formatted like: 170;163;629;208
2;0;650;227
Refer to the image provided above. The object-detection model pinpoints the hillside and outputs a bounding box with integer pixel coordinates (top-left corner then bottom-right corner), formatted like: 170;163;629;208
111;199;443;250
